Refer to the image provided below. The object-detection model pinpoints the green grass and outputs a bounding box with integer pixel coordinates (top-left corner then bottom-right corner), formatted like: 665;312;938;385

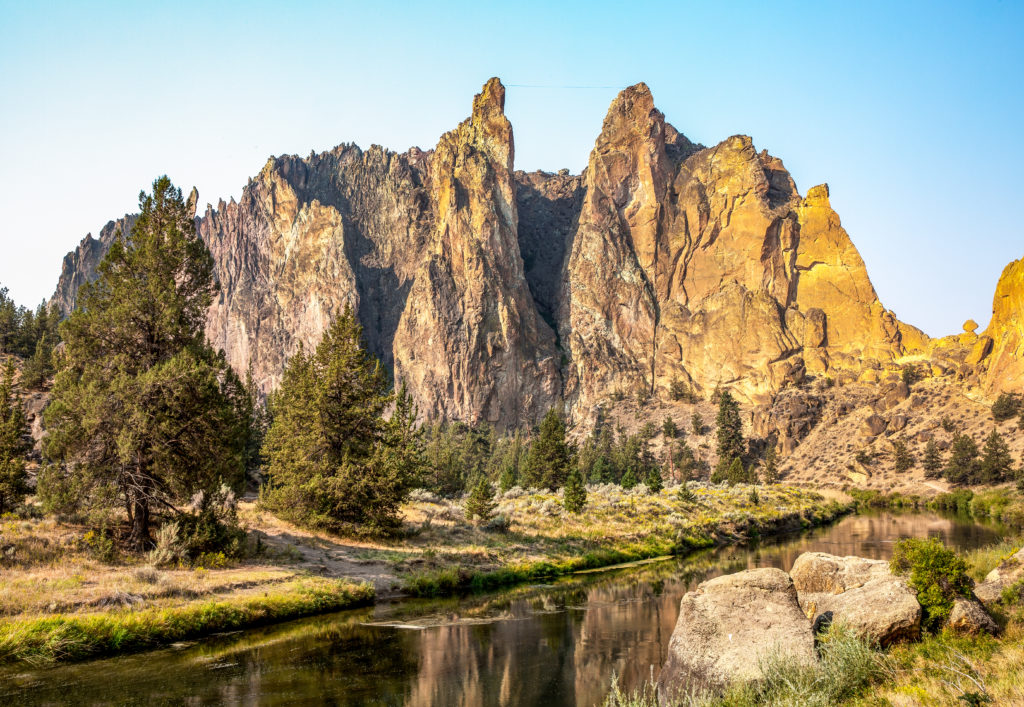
403;500;851;597
0;578;374;665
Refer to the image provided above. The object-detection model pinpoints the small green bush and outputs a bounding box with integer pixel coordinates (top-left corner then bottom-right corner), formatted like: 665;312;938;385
991;393;1020;422
890;537;973;631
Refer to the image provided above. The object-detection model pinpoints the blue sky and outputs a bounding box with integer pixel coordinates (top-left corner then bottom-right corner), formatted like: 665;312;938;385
1;0;1021;336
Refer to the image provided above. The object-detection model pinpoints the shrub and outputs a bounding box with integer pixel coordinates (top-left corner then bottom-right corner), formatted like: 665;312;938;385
991;393;1020;422
890;537;973;631
941;416;957;433
146;521;182;567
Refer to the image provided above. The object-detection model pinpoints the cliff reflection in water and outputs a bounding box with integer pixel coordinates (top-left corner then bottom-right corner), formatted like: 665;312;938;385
2;511;1006;707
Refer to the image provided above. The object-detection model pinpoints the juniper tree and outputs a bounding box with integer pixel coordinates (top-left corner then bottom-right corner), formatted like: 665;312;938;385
714;390;744;478
691;413;703;435
662;416;679;439
562;466;587;513
523;408;572;490
261;305;420;535
892;439;915;473
43;177;248;548
922;439;943;478
979;429;1013;484
762;445;780;484
0;360;30;513
465;476;496;524
725;456;746;486
943;434;980;486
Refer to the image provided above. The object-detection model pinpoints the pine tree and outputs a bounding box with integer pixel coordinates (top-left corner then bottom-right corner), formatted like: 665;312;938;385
691;413;703;435
43;177;247;548
944;434;980;486
762;445;780;484
262;305;418;535
563;466;587;513
646;466;664;493
523;408;572;490
991;393;1020;422
979;429;1013;484
714;390;744;478
662;416;679;439
620;467;638;490
465;476;496;523
746;463;759;484
726;456;746;486
0;360;30;513
892;439;915;473
922;439;943;478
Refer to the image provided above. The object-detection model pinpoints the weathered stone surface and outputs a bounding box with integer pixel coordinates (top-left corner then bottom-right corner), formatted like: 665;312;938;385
657;568;815;701
979;258;1024;395
55;78;981;433
52;214;137;315
974;547;1024;605
393;78;560;426
860;414;888;440
791;552;921;646
948;597;998;636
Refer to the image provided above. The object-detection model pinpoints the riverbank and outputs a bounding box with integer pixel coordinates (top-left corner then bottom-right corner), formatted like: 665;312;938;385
0;483;850;665
610;533;1024;707
849;486;1024;529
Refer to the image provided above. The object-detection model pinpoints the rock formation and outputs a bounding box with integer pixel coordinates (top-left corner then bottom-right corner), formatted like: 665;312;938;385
790;552;921;646
976;258;1024;395
656;568;816;701
51;77;1022;433
392;78;560;424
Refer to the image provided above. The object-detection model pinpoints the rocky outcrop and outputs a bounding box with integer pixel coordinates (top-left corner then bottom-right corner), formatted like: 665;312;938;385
657;568;815;701
790;552;921;646
978;258;1024;395
392;78;560;425
52;214;136;315
974;546;1024;605
57;78;996;433
948;597;999;636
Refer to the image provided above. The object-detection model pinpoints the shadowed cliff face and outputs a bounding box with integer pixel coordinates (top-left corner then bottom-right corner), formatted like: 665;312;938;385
57;78;1000;431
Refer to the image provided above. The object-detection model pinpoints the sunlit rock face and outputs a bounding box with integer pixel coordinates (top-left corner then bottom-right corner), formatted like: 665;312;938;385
976;257;1024;395
392;78;561;427
54;78;949;430
561;83;922;417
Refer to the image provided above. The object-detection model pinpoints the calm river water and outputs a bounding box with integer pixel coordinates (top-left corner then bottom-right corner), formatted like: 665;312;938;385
1;511;1008;706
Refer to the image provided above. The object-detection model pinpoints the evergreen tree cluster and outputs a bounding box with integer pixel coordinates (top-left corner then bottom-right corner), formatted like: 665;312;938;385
940;430;1016;486
0;360;30;513
0;288;61;389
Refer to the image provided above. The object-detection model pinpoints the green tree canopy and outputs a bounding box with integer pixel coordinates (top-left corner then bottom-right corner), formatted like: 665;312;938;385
943;433;980;486
260;305;420;535
523;408;572;490
43;177;248;548
979;429;1013;484
0;360;30;513
715;390;744;477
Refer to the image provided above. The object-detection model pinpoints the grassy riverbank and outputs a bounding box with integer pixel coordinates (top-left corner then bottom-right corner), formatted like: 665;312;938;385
0;483;849;666
396;483;852;596
849;486;1024;528
609;535;1024;707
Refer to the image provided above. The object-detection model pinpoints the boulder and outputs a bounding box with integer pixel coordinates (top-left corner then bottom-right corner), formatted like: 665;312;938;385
948;597;998;636
859;414;888;440
790;552;921;646
657;568;815;701
974;547;1024;606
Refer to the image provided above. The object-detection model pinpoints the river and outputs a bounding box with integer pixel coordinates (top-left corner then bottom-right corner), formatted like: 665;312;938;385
1;510;1008;706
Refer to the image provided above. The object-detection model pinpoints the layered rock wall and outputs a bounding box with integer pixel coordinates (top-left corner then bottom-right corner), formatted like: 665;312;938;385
54;78;1019;432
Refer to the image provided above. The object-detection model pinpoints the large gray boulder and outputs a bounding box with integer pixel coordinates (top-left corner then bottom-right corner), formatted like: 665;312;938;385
657;568;816;702
790;552;921;646
974;547;1024;606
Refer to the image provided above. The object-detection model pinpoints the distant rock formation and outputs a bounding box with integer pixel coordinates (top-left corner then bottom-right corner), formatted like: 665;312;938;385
52;78;1020;432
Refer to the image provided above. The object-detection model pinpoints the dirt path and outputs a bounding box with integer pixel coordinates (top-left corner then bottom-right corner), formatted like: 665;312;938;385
239;501;402;595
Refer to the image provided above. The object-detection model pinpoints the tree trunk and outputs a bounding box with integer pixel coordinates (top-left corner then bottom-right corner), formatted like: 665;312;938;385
128;495;151;550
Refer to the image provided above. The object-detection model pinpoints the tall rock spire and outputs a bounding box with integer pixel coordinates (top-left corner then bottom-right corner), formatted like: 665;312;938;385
392;78;560;427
